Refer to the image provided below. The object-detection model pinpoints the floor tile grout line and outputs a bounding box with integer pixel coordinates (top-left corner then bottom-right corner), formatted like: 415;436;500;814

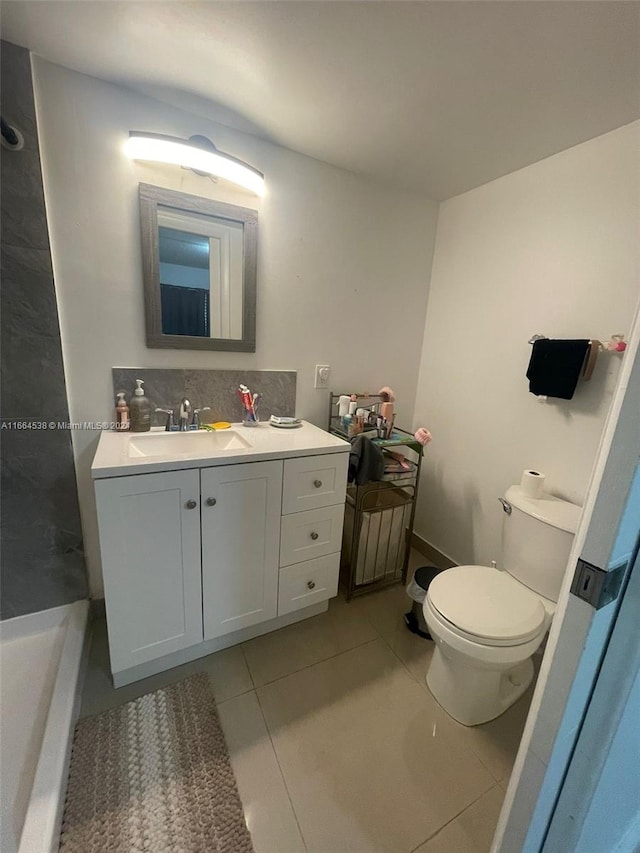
376;629;518;785
254;687;309;853
468;747;508;785
407;781;502;853
235;584;402;690
377;629;515;790
378;624;428;687
85;590;508;852
239;645;257;690
214;683;257;707
246;633;385;690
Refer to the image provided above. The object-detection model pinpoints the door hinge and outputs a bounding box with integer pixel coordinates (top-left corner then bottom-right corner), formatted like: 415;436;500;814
570;558;626;610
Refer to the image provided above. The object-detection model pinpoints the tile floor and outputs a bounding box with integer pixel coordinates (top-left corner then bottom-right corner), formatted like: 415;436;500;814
80;552;535;853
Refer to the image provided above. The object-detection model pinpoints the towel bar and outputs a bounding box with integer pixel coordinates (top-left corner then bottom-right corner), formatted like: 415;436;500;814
528;334;626;352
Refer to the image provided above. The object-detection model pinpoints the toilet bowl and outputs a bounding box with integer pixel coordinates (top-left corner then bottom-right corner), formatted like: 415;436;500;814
422;484;581;727
423;565;553;726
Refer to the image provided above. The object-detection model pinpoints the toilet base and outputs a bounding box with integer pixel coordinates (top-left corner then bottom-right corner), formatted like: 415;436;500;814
426;646;534;726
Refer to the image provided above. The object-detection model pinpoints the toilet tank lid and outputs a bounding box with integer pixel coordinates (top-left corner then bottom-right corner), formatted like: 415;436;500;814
505;486;582;534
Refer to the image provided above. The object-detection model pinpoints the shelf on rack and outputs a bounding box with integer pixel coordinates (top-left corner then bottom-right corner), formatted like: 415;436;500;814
327;399;423;600
328;418;423;455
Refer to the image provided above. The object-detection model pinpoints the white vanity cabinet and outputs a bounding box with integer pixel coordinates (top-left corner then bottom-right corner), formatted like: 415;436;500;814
91;422;350;686
278;454;348;614
201;460;283;640
94;468;204;674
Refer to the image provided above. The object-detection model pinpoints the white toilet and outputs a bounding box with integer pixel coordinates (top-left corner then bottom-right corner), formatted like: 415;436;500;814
423;484;581;726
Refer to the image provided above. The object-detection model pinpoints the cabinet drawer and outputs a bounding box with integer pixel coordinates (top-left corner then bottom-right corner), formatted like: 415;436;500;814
280;504;345;567
278;553;340;616
282;453;348;515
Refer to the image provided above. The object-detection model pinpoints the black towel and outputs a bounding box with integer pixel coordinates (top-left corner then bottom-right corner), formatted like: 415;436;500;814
526;339;590;399
348;435;384;485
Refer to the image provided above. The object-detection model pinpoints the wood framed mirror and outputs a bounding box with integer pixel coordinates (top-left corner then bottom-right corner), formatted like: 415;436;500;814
139;183;257;352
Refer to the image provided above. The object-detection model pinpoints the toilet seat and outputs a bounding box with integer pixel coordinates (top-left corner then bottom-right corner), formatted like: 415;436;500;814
427;565;546;647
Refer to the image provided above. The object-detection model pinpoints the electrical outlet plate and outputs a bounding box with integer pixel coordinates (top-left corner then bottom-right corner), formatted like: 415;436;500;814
314;364;331;389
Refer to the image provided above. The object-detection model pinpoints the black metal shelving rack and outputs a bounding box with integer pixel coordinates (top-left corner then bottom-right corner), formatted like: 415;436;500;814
327;393;423;601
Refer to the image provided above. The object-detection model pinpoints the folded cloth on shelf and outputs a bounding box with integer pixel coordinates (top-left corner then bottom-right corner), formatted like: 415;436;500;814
526;338;590;400
383;451;413;472
348;435;385;485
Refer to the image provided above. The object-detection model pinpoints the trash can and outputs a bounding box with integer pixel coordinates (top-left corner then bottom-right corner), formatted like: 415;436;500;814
404;565;448;639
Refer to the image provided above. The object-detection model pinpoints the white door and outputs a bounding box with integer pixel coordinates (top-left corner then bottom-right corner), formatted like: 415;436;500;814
201;460;283;640
95;468;203;673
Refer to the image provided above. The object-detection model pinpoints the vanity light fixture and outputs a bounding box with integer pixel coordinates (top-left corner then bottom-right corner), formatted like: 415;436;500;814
125;131;265;196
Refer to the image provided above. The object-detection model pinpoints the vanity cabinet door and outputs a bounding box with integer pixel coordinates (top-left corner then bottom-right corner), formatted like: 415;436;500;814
95;468;203;674
201;460;283;640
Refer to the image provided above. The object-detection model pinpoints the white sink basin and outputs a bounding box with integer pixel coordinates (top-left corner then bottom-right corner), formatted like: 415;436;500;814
91;421;352;479
128;429;252;459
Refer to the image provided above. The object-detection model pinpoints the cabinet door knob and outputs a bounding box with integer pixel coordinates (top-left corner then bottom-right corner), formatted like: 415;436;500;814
310;531;319;540
313;479;322;488
206;497;217;507
185;499;197;510
307;580;316;590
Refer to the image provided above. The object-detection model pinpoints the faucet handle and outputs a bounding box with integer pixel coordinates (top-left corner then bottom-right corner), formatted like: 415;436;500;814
155;407;176;432
191;406;212;429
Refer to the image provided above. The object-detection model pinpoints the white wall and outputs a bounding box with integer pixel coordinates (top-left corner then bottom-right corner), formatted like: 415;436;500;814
32;58;438;597
412;122;640;568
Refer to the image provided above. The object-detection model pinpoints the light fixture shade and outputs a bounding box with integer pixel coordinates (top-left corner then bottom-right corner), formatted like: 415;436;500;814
125;131;265;196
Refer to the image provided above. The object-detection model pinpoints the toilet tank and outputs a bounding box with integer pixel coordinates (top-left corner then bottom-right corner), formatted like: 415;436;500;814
501;485;582;602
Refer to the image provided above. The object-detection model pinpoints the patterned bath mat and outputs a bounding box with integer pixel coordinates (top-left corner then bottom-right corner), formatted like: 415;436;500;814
60;673;254;853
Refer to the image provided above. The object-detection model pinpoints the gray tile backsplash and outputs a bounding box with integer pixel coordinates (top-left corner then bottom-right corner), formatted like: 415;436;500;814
1;41;87;619
112;368;297;425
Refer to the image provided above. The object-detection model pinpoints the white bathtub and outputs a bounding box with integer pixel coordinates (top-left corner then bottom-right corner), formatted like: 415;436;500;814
1;600;89;853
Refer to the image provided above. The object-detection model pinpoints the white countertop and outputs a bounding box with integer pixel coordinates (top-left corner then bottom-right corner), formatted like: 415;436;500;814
91;421;350;479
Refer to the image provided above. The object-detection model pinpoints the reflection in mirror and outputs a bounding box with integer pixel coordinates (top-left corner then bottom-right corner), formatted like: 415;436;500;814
158;208;244;339
139;184;257;352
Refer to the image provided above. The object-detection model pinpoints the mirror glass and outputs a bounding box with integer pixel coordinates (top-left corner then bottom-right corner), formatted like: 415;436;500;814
139;184;257;352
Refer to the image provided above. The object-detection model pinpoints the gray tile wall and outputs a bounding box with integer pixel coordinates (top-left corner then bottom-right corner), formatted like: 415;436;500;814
1;41;87;619
112;368;297;425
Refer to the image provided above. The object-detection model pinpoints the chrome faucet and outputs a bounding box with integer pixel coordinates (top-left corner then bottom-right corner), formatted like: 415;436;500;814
155;407;176;432
157;400;210;431
191;407;211;429
179;398;191;431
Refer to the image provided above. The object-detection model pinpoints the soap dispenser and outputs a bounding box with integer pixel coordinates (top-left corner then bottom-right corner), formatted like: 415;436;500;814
129;379;152;432
115;392;129;432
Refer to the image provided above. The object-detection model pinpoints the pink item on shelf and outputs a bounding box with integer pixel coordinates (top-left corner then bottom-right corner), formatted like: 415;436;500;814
606;339;627;352
378;386;396;403
380;402;394;423
414;428;432;446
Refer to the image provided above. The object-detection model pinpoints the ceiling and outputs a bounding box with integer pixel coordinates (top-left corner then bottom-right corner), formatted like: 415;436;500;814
2;1;639;200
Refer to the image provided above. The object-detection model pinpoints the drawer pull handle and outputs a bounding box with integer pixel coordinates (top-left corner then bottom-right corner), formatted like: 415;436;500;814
310;531;319;540
313;479;322;488
206;497;217;507
307;580;316;590
185;499;197;510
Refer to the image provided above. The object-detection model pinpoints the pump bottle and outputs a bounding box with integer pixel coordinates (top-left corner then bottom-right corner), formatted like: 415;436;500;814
115;392;129;431
129;379;152;432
